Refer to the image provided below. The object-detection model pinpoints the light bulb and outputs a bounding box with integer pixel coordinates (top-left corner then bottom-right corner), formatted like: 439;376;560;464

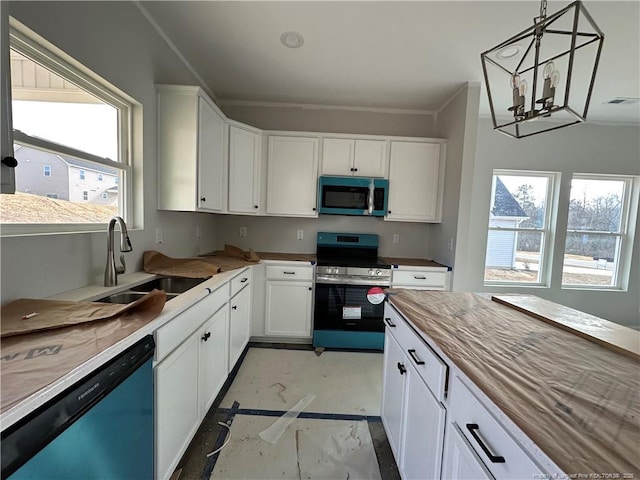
510;74;521;89
543;61;555;79
519;79;528;96
550;70;560;87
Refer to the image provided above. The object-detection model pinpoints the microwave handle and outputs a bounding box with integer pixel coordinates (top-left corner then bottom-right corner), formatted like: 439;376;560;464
367;179;374;215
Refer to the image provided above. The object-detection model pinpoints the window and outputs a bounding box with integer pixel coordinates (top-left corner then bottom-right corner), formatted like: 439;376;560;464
1;20;132;231
484;170;557;285
562;175;636;289
101;192;108;199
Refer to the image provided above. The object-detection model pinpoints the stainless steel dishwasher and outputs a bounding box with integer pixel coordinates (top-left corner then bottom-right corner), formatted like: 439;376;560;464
1;335;155;479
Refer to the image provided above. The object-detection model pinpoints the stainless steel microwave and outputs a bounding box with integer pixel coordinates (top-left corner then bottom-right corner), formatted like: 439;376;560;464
317;176;388;216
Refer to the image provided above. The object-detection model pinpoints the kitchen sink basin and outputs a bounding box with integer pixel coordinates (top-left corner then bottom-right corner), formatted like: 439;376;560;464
96;291;179;304
130;276;208;294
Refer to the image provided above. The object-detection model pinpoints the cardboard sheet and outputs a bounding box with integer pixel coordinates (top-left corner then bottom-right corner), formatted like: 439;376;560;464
1;290;165;338
388;290;640;476
0;291;165;413
145;245;260;278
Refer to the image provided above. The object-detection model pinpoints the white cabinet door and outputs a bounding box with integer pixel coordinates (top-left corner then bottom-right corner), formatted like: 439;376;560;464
265;280;312;337
198;306;229;419
400;363;446;480
229;125;261;214
198;97;226;212
386;141;442;222
381;331;406;460
441;424;494;480
155;334;200;480
354;139;387;177
322;138;354;176
229;285;251;369
267;136;319;217
321;138;386;177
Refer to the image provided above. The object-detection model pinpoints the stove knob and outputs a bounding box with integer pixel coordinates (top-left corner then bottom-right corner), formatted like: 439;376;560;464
375;269;382;276
368;269;374;276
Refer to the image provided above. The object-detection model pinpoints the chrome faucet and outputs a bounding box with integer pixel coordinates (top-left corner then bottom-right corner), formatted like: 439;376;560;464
104;216;133;286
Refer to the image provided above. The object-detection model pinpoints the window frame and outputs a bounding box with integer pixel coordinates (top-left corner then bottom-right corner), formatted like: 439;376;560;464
2;19;133;236
484;169;559;287
42;165;51;177
561;173;638;291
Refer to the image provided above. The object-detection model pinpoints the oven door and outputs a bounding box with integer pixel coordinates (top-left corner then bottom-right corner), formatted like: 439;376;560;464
313;282;385;332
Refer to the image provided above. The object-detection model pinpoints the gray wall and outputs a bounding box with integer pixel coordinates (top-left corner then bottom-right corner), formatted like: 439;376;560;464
1;1;219;303
455;118;640;327
215;214;431;259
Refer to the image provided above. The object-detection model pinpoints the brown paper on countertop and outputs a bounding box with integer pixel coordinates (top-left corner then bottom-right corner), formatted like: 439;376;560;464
387;290;640;476
1;290;165;413
1;290;166;338
143;250;221;278
200;245;261;271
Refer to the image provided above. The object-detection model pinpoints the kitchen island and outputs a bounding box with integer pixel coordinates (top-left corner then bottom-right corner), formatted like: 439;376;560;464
383;290;639;478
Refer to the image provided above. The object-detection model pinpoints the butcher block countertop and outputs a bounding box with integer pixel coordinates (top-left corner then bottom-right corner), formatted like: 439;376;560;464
388;290;640;476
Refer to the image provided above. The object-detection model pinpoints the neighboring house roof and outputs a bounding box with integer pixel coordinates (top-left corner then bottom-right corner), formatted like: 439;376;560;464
16;145;117;175
491;177;528;217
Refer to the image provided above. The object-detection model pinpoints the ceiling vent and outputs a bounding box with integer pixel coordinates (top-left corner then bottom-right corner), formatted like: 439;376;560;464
605;97;640;105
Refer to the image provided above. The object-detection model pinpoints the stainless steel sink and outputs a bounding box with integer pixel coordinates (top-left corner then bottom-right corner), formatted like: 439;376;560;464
130;276;208;294
96;291;178;304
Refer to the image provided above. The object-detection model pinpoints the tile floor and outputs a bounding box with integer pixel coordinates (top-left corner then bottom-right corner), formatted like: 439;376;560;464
174;344;400;480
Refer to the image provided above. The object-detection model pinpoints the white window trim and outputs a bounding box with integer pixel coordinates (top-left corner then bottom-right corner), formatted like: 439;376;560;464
561;173;639;291
2;18;135;236
484;169;559;287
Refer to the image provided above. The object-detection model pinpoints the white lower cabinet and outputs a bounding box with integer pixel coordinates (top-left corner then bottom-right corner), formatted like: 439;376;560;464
381;311;446;479
229;284;251;368
441;424;494;480
265;281;313;337
198;307;229;419
264;263;313;338
155;334;200;480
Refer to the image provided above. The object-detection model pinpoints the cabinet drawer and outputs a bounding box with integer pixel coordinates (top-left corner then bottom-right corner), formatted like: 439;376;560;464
384;304;447;402
448;375;545;479
391;270;447;289
230;267;252;297
266;264;313;281
155;284;229;362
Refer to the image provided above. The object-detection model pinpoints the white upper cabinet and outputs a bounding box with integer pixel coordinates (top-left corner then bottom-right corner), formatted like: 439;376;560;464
266;135;319;217
386;141;444;223
228;124;261;215
157;85;227;212
321;138;387;177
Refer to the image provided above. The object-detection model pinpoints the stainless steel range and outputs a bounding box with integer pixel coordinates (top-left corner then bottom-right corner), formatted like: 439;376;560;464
313;232;390;350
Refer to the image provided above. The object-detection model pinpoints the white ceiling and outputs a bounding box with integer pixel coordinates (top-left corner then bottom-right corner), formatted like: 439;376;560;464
139;1;640;124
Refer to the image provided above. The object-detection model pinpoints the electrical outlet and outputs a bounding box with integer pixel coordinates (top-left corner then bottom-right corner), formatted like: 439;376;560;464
448;237;454;251
297;230;304;240
155;228;163;244
239;226;247;238
196;226;201;240
393;234;400;244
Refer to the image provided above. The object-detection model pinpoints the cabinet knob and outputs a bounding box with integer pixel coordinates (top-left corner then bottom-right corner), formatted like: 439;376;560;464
312;207;317;211
388;210;391;214
397;362;406;375
201;197;206;202
354;168;358;172
254;205;259;209
232;305;237;310
308;287;312;291
350;167;355;172
201;332;211;342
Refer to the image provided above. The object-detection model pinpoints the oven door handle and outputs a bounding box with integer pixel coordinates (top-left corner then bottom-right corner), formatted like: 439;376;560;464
315;276;390;287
